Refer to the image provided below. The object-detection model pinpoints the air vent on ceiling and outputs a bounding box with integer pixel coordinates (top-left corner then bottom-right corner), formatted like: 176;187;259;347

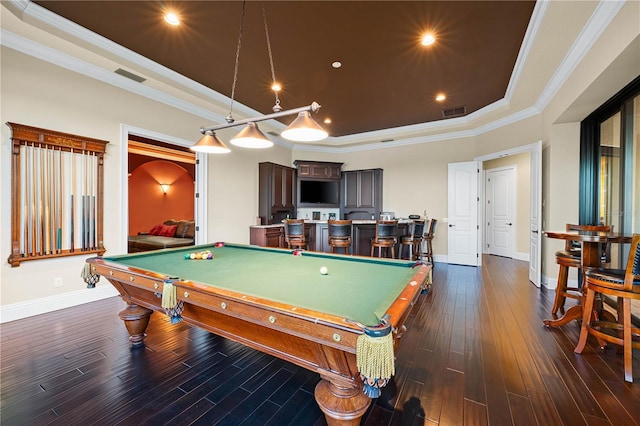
380;139;395;143
267;131;280;137
115;68;146;83
442;106;467;118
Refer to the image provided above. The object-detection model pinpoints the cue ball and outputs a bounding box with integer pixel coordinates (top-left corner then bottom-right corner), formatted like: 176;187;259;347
320;266;328;275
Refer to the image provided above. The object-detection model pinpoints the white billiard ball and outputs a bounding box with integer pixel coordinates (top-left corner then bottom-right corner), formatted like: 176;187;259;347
320;266;328;275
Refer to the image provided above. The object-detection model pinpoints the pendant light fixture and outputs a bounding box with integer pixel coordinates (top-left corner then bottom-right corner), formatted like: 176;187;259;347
191;1;328;154
192;130;231;154
230;122;272;148
280;111;329;142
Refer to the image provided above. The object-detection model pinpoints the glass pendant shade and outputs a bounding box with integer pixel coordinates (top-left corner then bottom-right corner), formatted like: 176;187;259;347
230;122;273;148
281;111;328;142
190;131;231;154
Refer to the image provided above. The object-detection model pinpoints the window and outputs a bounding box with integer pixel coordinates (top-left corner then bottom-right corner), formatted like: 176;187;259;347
580;76;640;268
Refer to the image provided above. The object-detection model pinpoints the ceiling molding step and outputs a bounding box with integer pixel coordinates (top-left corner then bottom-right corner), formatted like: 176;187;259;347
534;0;626;111
505;0;549;100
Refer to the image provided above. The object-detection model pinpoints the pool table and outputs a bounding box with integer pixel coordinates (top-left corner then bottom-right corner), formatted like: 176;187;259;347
87;243;431;425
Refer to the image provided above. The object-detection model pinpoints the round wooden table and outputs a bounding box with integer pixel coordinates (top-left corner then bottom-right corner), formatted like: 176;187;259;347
543;230;631;327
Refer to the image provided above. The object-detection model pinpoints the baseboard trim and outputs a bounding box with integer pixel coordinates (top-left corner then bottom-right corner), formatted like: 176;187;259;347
0;285;119;324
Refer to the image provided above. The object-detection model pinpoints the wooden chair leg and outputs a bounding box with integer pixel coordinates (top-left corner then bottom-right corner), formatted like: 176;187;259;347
552;264;569;314
574;287;597;354
622;298;633;382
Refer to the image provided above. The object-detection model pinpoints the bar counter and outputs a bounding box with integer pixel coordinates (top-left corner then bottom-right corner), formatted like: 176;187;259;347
250;219;414;257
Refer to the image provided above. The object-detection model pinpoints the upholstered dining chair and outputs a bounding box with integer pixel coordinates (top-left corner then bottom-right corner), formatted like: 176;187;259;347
399;219;425;260
328;219;353;255
574;233;640;383
284;219;307;250
370;220;398;258
552;223;612;315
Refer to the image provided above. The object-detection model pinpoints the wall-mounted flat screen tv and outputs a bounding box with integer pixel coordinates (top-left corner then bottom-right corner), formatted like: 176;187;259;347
299;180;339;204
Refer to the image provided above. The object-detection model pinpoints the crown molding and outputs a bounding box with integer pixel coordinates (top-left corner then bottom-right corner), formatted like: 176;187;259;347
534;0;626;111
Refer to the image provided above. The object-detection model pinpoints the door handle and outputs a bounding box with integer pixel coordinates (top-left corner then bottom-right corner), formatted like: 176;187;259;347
448;224;455;228
532;230;539;234
507;222;513;226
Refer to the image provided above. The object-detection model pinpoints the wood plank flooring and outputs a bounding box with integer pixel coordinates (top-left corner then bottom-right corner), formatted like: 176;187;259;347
1;255;638;425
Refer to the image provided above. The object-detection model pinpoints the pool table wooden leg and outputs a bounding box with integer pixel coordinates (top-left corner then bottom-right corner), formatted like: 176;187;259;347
315;379;370;425
118;303;153;346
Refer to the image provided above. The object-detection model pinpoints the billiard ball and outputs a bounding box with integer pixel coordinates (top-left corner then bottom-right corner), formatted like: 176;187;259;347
320;266;328;275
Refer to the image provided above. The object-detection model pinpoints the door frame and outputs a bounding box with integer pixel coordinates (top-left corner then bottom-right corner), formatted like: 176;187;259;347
119;124;208;253
475;141;542;287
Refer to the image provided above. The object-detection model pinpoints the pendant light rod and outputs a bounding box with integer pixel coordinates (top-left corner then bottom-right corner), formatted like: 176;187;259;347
200;102;321;134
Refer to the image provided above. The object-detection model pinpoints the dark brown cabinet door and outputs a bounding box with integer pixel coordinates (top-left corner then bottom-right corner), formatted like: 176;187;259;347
271;165;295;209
344;171;359;208
342;169;383;220
293;160;342;179
343;169;379;209
259;162;295;224
282;166;295;209
272;165;284;208
265;228;283;247
250;226;284;248
358;170;375;208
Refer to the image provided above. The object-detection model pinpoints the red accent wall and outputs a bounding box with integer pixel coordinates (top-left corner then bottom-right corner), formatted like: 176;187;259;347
128;160;194;235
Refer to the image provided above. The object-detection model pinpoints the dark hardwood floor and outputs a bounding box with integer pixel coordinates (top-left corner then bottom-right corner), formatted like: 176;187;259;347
1;255;638;425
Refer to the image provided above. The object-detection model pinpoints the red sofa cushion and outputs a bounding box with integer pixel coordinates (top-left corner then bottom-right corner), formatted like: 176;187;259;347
158;224;177;237
149;224;163;235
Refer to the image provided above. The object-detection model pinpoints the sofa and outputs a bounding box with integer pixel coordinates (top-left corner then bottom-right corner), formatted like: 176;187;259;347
128;219;195;253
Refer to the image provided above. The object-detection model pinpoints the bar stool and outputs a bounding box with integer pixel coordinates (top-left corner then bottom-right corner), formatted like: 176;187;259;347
399;219;425;260
284;219;307;250
552;223;611;315
328;220;353;254
370;220;398;258
421;219;438;265
574;233;640;383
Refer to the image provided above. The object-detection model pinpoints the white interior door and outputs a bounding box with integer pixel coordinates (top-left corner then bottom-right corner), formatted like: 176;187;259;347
486;167;515;258
529;141;542;287
447;161;479;266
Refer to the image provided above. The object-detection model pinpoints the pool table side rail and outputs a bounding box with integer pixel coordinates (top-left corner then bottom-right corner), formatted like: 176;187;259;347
87;257;429;353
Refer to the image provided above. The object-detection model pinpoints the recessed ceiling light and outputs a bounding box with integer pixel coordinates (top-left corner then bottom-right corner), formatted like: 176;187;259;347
421;33;436;46
324;118;332;124
435;93;446;102
332;61;342;69
164;12;180;26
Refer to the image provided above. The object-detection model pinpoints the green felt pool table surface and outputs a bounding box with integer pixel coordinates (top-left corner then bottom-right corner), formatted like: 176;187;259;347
103;243;423;326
